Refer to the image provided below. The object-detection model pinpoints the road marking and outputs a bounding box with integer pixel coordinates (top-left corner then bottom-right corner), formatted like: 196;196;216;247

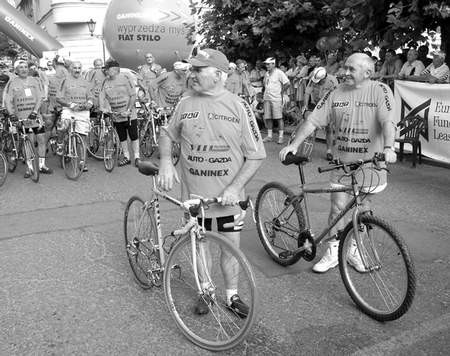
352;313;450;355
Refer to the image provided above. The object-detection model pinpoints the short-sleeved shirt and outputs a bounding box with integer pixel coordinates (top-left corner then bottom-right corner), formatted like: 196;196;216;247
153;71;186;108
56;76;93;107
305;75;338;105
263;68;290;101
308;81;395;187
398;60;425;77
4;76;43;125
99;73;136;122
138;64;158;90
46;70;67;112
85;69;107;108
0;73;10;106
225;72;241;95
164;89;266;217
421;63;450;81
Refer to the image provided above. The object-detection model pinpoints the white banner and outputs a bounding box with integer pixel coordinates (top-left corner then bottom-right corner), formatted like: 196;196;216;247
394;80;450;164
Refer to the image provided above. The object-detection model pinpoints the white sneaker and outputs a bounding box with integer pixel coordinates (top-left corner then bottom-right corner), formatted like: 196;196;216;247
347;241;367;273
312;241;339;273
262;136;273;143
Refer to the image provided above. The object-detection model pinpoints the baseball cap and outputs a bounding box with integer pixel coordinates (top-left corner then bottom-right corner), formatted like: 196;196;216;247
173;61;190;71
263;57;276;64
13;60;27;71
311;67;327;83
188;48;229;72
103;59;120;70
229;62;237;70
56;56;65;64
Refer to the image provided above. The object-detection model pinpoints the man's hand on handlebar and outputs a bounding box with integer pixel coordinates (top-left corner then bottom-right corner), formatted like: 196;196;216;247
220;184;241;206
279;144;299;162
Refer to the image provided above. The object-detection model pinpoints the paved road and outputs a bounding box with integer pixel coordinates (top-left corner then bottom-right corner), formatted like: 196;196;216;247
0;142;449;355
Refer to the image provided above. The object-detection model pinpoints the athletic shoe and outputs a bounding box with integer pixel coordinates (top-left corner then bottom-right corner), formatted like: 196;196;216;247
312;241;339;273
226;294;249;318
39;166;53;174
347;241;367;273
24;170;31;178
135;158;140;167
326;152;333;161
262;136;273;143
193;297;210;315
118;157;131;167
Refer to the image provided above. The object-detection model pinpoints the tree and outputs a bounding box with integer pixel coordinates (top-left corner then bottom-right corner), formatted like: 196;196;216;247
190;0;450;61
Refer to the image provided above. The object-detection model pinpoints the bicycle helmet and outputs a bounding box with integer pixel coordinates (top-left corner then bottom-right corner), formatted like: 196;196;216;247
311;67;327;83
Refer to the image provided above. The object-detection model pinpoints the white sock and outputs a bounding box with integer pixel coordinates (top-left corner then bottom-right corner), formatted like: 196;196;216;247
131;139;140;159
327;149;332;153
121;141;130;159
39;157;45;169
226;289;238;304
279;130;284;138
267;129;273;137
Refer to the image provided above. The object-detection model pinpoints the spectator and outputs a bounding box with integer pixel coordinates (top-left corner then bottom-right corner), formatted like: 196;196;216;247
262;57;291;144
248;61;263;91
418;45;432;67
413;51;450;83
252;91;264;128
0;62;11;106
325;52;340;75
225;62;240;94
373;49;402;89
398;48;425;79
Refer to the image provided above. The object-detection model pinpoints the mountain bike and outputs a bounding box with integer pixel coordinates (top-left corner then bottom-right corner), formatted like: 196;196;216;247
138;105;180;165
86;112;120;172
255;151;416;321
124;160;257;351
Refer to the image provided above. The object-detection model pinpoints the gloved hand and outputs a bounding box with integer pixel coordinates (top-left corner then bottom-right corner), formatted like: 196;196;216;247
28;111;38;121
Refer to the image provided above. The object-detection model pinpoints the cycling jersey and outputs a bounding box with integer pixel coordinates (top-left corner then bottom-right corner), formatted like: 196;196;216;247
3;76;43;125
47;72;66;112
56;76;93;106
164;90;266;217
85;69;106;109
99;73;136;122
153;71;186;108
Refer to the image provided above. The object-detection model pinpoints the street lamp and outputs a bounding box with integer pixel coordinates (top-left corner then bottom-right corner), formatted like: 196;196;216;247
86;19;105;62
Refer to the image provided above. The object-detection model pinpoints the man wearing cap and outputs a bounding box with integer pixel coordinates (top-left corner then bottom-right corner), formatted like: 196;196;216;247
412;50;450;83
303;67;338;161
151;61;189;108
4;60;52;176
99;59;140;166
157;48;266;317
262;57;290;144
280;53;397;274
56;61;93;170
0;62;11;106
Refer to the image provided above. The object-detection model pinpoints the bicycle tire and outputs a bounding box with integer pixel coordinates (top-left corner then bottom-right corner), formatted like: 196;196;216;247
124;196;161;289
3;134;18;172
103;127;119;172
87;124;103;160
0;151;7;187
255;182;305;266
338;214;416;321
62;133;85;180
23;137;39;183
164;231;257;351
46;135;58;157
139;123;155;158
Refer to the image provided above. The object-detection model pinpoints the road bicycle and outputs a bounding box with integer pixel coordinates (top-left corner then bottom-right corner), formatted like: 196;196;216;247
0;109;20;174
255;149;416;322
0;151;6;187
124;160;257;351
45;107;62;157
86;112;120;172
138;104;180;165
60;116;86;180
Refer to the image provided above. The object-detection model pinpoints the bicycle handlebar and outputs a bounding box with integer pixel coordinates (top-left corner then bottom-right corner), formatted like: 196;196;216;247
317;153;386;174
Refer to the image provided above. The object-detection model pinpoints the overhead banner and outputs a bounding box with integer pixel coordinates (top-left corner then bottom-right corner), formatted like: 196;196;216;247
0;1;62;57
394;80;450;164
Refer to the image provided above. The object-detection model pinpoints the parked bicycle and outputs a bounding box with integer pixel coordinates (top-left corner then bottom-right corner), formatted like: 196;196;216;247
124;160;257;351
0;108;20;174
138;104;180;165
0;150;6;187
255;147;416;322
60;116;86;180
86;112;120;172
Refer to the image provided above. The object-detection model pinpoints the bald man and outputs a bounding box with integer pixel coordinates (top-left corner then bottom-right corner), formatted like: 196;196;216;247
280;53;397;273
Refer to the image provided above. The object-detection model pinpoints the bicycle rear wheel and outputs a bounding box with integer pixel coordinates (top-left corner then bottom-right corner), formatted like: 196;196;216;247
124;196;162;288
338;214;416;321
87;124;103;160
62;133;85;180
139;124;155;158
23;137;39;183
164;231;257;351
0;151;7;187
255;182;305;266
103;128;119;172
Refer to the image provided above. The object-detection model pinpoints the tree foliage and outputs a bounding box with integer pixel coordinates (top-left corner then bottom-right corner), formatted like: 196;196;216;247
190;0;450;61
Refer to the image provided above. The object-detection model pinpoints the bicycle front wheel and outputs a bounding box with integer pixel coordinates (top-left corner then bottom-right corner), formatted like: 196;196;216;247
103;128;119;172
0;151;7;187
87;124;103;160
124;196;161;289
339;214;416;321
3;134;18;172
255;182;305;266
164;231;257;351
23;137;39;183
62;133;85;180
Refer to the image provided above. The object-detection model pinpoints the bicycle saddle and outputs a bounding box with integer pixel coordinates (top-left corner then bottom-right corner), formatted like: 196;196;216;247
138;160;159;176
282;152;308;166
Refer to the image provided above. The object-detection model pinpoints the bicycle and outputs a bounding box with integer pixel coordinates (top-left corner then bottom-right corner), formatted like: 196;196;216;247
86;112;120;172
0;150;6;187
255;150;416;322
60;116;86;180
124;160;257;351
0;109;19;173
138;104;180;165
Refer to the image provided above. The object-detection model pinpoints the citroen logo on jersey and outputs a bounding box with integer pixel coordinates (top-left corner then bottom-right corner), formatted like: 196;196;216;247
399;98;430;141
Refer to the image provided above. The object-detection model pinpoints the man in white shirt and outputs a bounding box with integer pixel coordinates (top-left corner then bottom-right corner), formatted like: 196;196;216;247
398;48;425;79
262;57;290;144
412;51;450;83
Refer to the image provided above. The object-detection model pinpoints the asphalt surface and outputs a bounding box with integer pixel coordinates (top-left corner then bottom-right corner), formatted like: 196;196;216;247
0;139;449;355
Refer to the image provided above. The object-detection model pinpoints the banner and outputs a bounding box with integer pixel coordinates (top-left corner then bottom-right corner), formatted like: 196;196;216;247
0;1;62;57
394;80;450;164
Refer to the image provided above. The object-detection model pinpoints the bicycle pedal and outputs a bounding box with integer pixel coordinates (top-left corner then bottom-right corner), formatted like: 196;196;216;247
279;250;294;259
